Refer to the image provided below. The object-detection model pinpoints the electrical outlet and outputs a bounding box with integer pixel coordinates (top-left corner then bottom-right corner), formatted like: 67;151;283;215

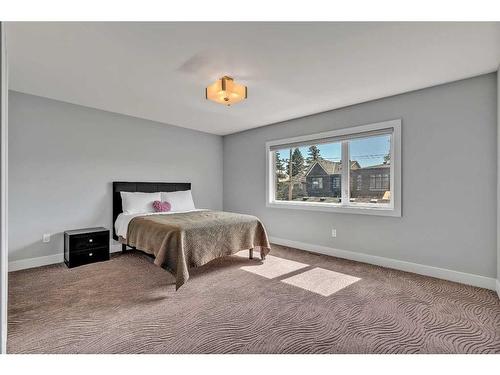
331;229;337;238
43;233;51;243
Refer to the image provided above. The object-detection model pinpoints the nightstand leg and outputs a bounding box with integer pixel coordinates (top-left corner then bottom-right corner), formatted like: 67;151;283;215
249;248;254;259
122;244;127;252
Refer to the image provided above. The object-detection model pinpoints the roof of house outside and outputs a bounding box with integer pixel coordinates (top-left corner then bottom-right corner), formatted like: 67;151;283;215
304;159;361;176
359;163;390;170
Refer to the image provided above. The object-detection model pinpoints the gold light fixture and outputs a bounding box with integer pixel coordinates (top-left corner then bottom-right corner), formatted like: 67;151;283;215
205;76;247;106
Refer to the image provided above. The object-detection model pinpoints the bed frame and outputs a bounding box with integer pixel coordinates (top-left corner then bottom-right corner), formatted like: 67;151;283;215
112;181;191;250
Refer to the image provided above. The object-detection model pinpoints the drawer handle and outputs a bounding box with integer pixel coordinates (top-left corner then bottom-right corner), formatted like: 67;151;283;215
89;253;93;256
89;239;93;243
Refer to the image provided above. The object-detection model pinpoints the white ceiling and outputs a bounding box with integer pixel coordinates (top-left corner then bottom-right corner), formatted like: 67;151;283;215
6;22;500;135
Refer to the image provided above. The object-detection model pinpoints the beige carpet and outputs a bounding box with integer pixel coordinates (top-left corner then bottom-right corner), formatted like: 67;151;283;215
7;244;500;354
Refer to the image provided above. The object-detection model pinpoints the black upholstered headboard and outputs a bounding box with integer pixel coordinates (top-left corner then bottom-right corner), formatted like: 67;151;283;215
112;181;191;240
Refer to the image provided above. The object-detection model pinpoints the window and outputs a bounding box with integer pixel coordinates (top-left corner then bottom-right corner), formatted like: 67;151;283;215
266;119;401;216
332;175;341;189
356;175;362;191
311;177;323;189
369;174;391;191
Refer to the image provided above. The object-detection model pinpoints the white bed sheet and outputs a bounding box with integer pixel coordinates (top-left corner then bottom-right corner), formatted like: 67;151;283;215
114;209;206;239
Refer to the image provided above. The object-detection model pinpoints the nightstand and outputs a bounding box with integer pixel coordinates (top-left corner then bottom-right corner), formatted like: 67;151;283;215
64;227;110;268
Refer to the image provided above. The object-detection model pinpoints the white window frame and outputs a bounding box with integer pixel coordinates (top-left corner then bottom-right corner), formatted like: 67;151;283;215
265;119;402;217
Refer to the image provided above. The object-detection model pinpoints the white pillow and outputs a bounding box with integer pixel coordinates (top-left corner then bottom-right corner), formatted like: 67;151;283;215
161;190;195;212
120;192;161;214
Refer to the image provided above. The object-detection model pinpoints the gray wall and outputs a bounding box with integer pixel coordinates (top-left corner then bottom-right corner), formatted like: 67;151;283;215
224;73;497;278
0;22;6;353
498;69;500;286
8;91;223;262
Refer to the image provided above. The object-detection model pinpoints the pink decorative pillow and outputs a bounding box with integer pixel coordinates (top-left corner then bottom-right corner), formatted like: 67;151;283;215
152;200;171;212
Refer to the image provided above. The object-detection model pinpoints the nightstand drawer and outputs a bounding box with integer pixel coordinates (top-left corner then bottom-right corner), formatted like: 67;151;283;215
70;231;109;251
68;247;109;268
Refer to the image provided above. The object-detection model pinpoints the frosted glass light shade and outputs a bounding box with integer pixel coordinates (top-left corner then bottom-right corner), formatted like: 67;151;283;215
206;76;247;106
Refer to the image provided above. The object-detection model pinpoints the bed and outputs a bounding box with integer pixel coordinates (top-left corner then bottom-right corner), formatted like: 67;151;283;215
113;181;271;289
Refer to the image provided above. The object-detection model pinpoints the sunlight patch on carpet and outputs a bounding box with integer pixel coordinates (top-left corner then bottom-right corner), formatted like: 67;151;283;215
238;253;309;279
281;267;361;296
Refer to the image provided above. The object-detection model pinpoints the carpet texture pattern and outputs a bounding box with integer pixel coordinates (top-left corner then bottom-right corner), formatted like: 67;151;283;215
8;245;500;354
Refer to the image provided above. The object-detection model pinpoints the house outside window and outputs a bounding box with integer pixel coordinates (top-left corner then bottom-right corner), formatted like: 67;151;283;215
266;119;401;216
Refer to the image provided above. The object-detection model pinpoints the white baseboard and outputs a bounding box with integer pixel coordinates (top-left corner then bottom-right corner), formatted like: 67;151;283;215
496;280;500;299
269;236;497;291
8;253;62;272
9;244;123;272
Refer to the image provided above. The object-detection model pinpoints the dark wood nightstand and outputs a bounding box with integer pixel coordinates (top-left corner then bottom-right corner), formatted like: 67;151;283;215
64;227;110;268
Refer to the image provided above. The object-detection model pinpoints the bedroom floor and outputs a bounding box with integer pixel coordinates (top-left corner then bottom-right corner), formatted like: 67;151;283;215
7;244;500;354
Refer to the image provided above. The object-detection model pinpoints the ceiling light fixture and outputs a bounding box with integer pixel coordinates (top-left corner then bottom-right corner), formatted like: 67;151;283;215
205;76;247;106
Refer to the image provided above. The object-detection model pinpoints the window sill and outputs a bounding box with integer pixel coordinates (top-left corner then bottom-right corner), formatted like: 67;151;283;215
267;200;401;217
